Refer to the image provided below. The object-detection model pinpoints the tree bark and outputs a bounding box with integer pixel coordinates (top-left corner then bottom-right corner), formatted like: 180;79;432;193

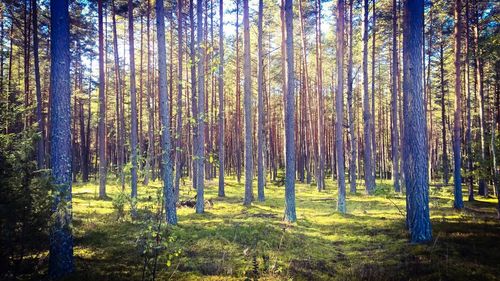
156;0;178;225
363;0;376;194
346;0;356;193
452;0;464;209
195;0;206;213
174;0;184;201
257;0;265;201
243;0;254;205
284;0;296;222
48;0;74;277
391;0;400;192
402;0;432;243
218;0;225;197
336;0;347;214
128;0;139;200
98;0;107;198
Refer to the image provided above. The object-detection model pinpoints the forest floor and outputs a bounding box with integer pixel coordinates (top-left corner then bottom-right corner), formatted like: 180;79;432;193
45;177;500;280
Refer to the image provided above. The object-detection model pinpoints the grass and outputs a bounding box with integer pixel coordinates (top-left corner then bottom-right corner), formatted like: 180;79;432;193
54;176;500;280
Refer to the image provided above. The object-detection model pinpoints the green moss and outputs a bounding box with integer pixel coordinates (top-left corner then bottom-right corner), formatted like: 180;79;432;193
62;178;500;280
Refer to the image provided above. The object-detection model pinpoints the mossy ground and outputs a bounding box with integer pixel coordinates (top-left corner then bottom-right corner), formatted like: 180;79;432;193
53;177;500;280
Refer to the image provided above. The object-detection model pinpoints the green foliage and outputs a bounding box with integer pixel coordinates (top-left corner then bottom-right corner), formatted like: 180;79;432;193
0;128;54;279
112;191;131;221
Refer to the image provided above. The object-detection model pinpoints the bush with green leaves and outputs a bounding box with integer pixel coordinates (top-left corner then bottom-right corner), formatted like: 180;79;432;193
0;129;54;278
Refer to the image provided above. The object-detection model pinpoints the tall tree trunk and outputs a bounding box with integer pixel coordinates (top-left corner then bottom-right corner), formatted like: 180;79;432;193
363;0;376;194
336;0;347;214
189;0;198;189
257;0;265;201
243;0;254;205
452;0;464;209
128;0;139;200
98;0;107;199
402;0;432;243
371;0;377;178
111;0;125;189
195;0;206;213
156;0;178;225
391;0;400;192
465;0;474;201
473;0;487;196
492;62;500;217
144;0;153;186
284;0;296;222
174;0;184;201
32;0;45;169
439;33;449;185
48;0;74;277
346;0;356;193
315;0;326;192
218;0;225;197
235;0;242;183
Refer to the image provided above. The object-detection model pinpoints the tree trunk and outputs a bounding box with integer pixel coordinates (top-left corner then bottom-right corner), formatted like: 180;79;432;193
218;0;225;197
144;0;154;186
284;0;296;222
156;0;178;225
336;0;347;214
402;0;432;243
111;0;125;189
235;0;242;183
347;0;356;193
243;0;254;205
391;0;400;192
195;0;206;213
473;0;487;196
257;0;265;202
452;0;464;209
174;0;184;201
189;0;198;189
363;0;376;194
48;0;74;277
371;0;377;178
465;0;474;201
32;0;45;169
439;33;449;186
98;0;107;199
128;0;139;200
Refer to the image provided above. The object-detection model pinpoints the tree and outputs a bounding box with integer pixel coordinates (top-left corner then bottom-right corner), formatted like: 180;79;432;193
346;0;356;193
196;0;206;214
111;0;125;190
128;0;139;200
473;0;487;196
49;0;74;277
189;0;198;190
363;0;376;194
32;0;44;170
336;0;346;214
452;0;464;209
175;0;184;201
257;0;265;202
243;0;253;205
284;0;296;222
391;0;400;192
156;0;178;225
218;0;225;197
439;28;449;186
98;0;107;199
402;0;432;243
315;0;325;192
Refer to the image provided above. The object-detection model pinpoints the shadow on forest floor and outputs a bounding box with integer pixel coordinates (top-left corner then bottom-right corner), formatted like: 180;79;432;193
24;178;500;280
